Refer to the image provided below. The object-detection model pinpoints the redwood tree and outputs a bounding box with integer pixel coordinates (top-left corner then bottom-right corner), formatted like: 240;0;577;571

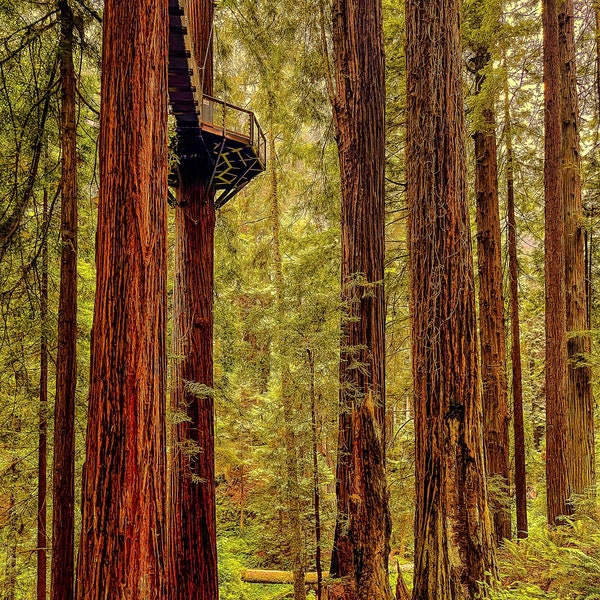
328;1;392;598
406;0;496;593
471;44;511;544
76;0;169;596
543;0;572;525
558;0;595;498
51;2;78;598
37;190;48;600
504;69;528;538
168;1;219;598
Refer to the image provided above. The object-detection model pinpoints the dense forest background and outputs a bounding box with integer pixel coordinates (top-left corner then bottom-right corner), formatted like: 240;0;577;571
3;0;600;598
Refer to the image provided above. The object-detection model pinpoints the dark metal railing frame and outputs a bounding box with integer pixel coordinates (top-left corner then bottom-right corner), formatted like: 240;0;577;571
199;95;267;166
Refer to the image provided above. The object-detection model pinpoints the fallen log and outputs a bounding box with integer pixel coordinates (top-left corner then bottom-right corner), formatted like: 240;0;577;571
241;564;413;585
241;570;329;584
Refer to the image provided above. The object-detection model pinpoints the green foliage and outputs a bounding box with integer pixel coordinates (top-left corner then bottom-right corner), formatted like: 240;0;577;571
487;509;600;599
218;536;296;600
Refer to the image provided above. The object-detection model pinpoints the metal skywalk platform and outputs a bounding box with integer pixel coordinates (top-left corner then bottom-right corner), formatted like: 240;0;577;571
168;0;266;208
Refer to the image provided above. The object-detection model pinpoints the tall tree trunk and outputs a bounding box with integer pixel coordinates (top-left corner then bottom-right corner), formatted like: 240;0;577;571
5;490;17;600
543;0;572;525
52;2;77;598
168;2;218;597
503;68;528;539
37;190;48;600
76;0;169;597
169;160;218;600
269;130;307;600
328;1;391;599
308;350;323;600
406;0;497;593
558;0;596;498
472;46;511;544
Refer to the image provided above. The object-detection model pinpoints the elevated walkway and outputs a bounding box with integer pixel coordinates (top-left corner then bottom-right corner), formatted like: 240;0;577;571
168;0;266;207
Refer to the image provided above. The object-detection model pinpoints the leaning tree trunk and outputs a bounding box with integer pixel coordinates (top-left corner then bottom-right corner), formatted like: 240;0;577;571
37;190;48;600
328;1;392;599
543;0;572;525
76;0;169;597
406;0;497;593
52;2;78;598
472;45;511;545
558;0;596;499
168;1;218;597
503;68;528;539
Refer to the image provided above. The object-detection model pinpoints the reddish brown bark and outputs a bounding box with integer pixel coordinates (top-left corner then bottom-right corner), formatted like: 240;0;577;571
76;0;169;597
169;163;217;600
558;0;596;498
51;2;77;598
543;0;572;525
406;0;496;593
503;72;528;539
472;46;511;544
328;1;391;599
168;1;219;597
37;190;48;600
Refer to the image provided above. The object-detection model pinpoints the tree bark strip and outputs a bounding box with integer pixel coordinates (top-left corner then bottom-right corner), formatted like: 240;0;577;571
169;161;218;600
329;1;391;598
558;0;595;498
472;45;511;544
543;0;572;525
51;3;77;598
503;69;528;539
37;190;48;600
76;0;169;596
168;2;219;597
406;0;497;593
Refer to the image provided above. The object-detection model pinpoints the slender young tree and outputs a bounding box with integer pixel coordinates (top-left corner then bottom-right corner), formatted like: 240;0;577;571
558;0;595;498
269;128;307;600
308;349;323;600
37;190;48;600
76;0;169;596
51;2;78;598
328;1;392;598
470;42;511;544
168;1;218;598
543;0;572;525
503;66;528;538
406;0;497;593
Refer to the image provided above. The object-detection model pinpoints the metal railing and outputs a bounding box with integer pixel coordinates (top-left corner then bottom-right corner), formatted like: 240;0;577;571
200;95;267;166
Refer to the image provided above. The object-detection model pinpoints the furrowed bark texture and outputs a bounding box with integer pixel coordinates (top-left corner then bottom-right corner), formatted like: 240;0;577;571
558;0;595;497
168;2;218;597
329;1;391;599
169;161;218;600
406;0;497;594
472;46;511;544
37;190;48;600
543;0;572;525
504;74;528;538
76;0;169;597
52;2;77;598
